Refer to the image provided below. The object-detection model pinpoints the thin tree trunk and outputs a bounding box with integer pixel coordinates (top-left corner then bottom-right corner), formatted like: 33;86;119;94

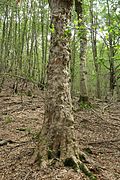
90;0;101;99
40;0;45;85
14;5;18;75
0;5;8;73
106;0;116;96
4;5;9;72
75;0;89;103
44;9;49;86
71;25;76;96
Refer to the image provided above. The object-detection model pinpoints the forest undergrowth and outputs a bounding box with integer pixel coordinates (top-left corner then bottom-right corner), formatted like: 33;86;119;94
0;79;120;180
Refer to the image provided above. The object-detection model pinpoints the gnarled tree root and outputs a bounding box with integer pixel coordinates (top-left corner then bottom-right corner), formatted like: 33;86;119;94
30;151;98;180
63;155;97;180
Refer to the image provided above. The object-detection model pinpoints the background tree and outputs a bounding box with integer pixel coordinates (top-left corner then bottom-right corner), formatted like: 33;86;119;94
90;0;101;99
75;0;89;103
0;0;120;100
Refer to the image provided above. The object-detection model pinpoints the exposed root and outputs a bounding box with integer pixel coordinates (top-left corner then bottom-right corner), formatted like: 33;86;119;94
64;155;97;179
30;149;98;180
79;163;97;180
64;155;80;172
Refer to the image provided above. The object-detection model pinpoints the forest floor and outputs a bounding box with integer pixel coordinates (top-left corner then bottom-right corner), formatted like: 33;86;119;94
0;79;120;180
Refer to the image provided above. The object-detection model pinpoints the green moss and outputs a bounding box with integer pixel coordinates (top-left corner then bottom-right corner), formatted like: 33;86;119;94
64;157;79;171
79;163;97;180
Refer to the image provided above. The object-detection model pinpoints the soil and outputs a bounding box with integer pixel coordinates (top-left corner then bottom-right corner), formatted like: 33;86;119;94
0;79;120;180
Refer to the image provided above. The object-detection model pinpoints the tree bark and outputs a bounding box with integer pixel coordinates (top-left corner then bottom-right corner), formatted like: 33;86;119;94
37;0;80;169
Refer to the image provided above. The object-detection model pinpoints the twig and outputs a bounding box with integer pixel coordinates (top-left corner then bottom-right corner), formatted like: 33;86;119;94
88;139;120;145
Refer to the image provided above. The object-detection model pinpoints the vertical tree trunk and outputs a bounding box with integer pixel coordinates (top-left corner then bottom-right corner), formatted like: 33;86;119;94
41;0;45;85
0;5;8;73
18;7;23;74
90;0;101;99
106;0;116;97
44;9;50;86
75;0;89;103
71;26;76;96
37;0;80;169
4;5;9;72
14;5;18;75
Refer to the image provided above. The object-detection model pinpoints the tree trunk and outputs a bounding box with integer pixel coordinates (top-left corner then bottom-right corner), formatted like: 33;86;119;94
75;0;89;103
71;26;76;96
37;0;80;169
90;0;101;99
41;0;45;85
0;5;8;73
106;0;116;97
